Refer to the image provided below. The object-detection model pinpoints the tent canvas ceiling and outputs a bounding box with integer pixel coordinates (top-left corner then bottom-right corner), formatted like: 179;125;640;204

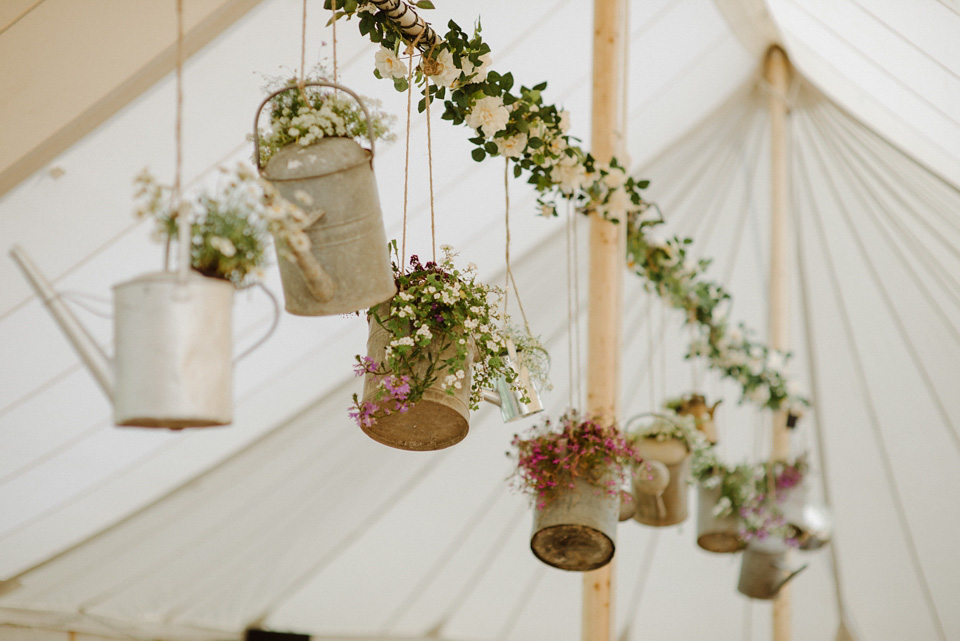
1;1;959;641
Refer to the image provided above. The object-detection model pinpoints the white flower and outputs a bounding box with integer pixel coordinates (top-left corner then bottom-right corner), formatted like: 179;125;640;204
766;350;785;372
465;95;510;138
602;167;627;189
209;236;236;257
374;47;408;79
461;52;492;83
712;496;732;517
604;186;632;217
495;132;528;158
550;155;586;194
558;109;572;133
746;385;771;405
425;49;460;87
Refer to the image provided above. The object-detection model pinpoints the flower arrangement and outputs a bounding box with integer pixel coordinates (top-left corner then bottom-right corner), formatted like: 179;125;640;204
690;447;756;520
509;409;644;509
350;242;516;427
133;163;310;286
331;0;809;415
255;67;396;166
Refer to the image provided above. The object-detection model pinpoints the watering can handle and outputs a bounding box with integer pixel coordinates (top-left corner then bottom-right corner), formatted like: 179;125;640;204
623;411;688;433
233;282;282;362
773;562;808;594
253;81;377;175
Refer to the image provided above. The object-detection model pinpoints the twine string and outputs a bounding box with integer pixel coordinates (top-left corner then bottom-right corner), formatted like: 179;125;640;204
174;0;190;281
424;74;436;263
502;159;532;335
400;30;425;270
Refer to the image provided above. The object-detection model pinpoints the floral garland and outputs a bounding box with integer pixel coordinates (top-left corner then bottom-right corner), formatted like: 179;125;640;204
328;0;808;413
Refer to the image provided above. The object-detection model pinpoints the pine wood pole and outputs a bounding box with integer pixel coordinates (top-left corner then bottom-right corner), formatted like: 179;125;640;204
583;1;625;641
765;44;793;641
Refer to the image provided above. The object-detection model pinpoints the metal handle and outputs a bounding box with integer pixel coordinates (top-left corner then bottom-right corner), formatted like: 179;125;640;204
623;411;688;434
253;81;377;175
233;282;281;362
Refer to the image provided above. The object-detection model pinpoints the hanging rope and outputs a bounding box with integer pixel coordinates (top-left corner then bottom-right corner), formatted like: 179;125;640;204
299;0;308;88
424;75;436;262
399;32;425;269
174;0;190;281
571;207;582;405
501;159;533;334
565;203;576;409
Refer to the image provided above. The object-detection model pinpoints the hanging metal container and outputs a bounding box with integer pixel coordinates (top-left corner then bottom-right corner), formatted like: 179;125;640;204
530;474;620;572
481;340;545;423
696;484;746;553
631;436;691;526
674;393;720;444
113;271;235;427
254;82;396;316
779;483;833;550
737;537;807;599
618;484;636;522
11;244;240;429
360;304;472;451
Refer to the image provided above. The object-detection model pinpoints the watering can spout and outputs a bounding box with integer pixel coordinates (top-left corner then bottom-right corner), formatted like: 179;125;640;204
481;389;502;407
773;561;808;594
9;245;115;400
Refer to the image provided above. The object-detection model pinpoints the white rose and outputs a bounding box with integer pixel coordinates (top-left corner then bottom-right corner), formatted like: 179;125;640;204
495;132;528;158
558;109;572;133
465;95;510;138
425;49;460;88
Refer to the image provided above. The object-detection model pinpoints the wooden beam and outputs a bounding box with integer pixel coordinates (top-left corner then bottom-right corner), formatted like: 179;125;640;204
765;43;793;641
584;1;625;641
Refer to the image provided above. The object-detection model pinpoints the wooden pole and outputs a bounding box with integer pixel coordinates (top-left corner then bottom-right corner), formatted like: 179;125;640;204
583;1;624;641
765;44;792;641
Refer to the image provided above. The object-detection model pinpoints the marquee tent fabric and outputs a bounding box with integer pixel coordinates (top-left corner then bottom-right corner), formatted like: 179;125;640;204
1;1;959;641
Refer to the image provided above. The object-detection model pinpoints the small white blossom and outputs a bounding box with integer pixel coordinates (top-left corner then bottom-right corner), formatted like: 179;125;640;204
495;132;528;158
558;110;572;133
425;49;460;87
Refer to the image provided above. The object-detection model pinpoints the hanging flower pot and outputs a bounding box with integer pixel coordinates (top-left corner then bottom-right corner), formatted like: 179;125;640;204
666;392;720;444
510;410;642;571
690;449;755;553
626;412;704;527
351;245;516;451
483;325;551;423
13;166;294;429
737;536;807;600
774;462;833;550
254;78;397;316
696;484;746;553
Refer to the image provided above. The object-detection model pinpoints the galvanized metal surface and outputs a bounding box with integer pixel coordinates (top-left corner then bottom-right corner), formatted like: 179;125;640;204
256;82;395;316
737;538;807;600
530;475;619;572
696;484;746;553
113;271;234;428
632;437;691;526
360;307;471;451
780;483;833;550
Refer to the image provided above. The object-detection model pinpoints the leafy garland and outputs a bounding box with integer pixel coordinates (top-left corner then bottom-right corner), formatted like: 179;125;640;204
327;0;808;413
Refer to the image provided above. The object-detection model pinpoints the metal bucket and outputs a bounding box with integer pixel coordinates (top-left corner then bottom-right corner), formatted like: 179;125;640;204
531;474;620;571
360;305;471;450
696;484;745;553
779;484;833;550
632;437;691;526
737;538;807;599
113;271;234;428
255;82;396;316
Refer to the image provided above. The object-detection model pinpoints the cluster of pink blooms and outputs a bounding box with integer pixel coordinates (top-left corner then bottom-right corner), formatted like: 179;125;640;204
348;356;412;428
510;410;644;510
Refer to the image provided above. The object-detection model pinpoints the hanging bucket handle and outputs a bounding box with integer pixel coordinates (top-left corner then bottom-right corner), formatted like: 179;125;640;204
622;411;688;434
253;81;377;175
233;281;282;362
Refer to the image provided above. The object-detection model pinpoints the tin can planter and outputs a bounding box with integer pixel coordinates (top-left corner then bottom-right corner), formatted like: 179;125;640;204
359;306;472;451
779;483;833;550
531;475;620;571
114;271;234;428
255;82;396;316
737;537;807;599
632;437;691;526
696;485;745;553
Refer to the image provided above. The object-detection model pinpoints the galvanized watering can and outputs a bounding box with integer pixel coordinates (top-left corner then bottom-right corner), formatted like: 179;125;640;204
254;82;396;316
737;537;808;599
626;413;692;527
10;246;269;429
481;339;546;422
674;393;720;444
779;483;833;550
